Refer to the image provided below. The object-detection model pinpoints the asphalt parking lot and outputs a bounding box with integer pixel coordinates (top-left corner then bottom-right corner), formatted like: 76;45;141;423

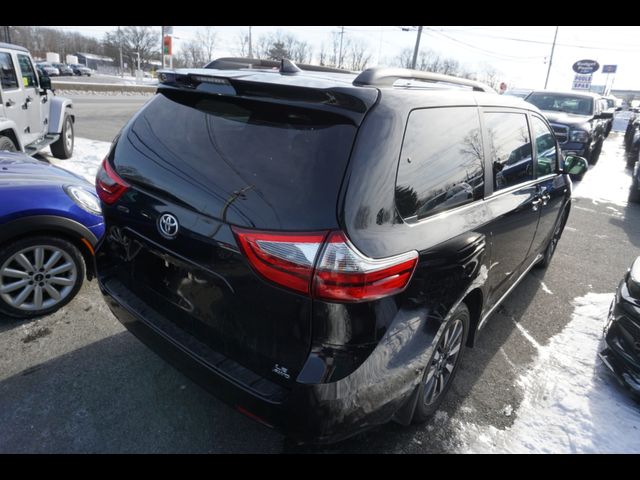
0;126;638;453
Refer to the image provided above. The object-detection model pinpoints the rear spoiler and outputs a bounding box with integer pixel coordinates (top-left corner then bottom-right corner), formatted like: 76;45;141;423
155;69;378;125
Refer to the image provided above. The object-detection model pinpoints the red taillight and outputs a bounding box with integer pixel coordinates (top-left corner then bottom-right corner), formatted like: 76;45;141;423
232;228;418;302
312;232;418;302
96;158;129;205
232;228;328;295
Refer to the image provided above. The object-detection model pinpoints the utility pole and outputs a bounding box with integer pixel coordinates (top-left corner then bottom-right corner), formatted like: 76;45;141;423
338;26;345;68
411;26;423;70
248;26;252;58
161;26;165;69
118;26;123;77
544;26;559;89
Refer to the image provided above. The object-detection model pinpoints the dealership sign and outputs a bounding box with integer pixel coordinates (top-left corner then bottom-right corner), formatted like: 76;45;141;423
573;60;600;74
572;74;592;91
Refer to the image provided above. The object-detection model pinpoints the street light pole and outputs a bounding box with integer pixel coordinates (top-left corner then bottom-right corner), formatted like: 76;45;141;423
338;26;345;68
161;26;165;69
411;26;423;70
248;26;252;58
118;26;123;77
544;26;559;89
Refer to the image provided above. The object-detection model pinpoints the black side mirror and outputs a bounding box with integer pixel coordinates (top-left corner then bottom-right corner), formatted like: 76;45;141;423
615;107;623;112
39;74;52;93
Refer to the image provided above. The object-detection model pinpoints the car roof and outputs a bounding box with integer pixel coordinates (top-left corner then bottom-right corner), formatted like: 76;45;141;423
0;42;28;53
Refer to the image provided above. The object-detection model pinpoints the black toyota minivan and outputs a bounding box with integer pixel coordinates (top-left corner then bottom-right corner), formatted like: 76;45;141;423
95;60;584;444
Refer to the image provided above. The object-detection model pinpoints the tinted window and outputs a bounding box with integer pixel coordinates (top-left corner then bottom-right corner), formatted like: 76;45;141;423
119;91;358;229
395;107;484;221
17;54;37;88
485;112;533;191
532;116;558;176
526;93;593;116
0;52;19;90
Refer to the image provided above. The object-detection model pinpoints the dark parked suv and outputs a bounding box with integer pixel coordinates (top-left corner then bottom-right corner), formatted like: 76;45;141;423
524;90;611;165
94;62;578;444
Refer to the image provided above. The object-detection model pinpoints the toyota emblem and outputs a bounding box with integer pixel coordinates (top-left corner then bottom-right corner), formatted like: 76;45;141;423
158;213;179;239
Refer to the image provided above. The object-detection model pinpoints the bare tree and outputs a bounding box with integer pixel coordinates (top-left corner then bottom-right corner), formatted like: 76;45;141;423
234;31;250;57
475;62;502;91
6;26;102;60
342;39;371;70
195;27;216;64
104;26;159;74
253;31;312;63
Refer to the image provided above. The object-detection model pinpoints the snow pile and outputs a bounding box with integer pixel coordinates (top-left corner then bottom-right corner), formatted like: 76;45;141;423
456;292;640;453
56;89;154;97
45;137;112;184
572;134;632;207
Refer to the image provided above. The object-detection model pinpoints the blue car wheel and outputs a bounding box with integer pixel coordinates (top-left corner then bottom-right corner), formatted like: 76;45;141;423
0;236;85;319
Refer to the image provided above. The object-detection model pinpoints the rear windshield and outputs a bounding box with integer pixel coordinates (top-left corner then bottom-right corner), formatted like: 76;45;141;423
121;90;358;229
526;93;593;116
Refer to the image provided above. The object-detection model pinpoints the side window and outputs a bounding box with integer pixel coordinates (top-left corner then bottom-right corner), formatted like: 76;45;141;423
0;52;19;90
16;54;37;89
485;112;533;191
395;107;484;221
532;116;558;177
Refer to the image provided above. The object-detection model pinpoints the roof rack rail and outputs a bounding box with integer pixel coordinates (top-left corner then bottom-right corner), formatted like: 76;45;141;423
204;57;356;75
353;67;496;93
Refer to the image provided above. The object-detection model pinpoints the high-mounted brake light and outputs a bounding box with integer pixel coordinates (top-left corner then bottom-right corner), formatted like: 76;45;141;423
232;228;418;302
95;158;129;205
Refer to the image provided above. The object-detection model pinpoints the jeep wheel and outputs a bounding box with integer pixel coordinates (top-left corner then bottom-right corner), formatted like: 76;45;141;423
412;303;469;423
0;135;17;152
50;115;74;159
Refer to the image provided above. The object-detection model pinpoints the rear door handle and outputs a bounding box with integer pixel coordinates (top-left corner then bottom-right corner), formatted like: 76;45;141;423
5;99;15;107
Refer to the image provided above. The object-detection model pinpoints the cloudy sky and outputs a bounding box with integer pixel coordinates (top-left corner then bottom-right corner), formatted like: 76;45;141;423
49;26;640;91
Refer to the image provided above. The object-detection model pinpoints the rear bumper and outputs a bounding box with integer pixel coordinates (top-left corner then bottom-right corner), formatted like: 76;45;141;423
98;274;423;444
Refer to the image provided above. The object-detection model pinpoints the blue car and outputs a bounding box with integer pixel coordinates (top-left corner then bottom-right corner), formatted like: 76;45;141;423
0;152;104;318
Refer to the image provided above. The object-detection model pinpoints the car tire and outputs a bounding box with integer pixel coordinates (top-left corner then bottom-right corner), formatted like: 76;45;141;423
0;236;85;319
588;140;603;165
412;303;469;423
630;175;640;203
0;135;17;152
50;114;74;159
536;206;569;269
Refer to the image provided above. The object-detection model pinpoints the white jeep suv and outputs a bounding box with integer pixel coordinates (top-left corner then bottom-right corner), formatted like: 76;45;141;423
0;42;74;158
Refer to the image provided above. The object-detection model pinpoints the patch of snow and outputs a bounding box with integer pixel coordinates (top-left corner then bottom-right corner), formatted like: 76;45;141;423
455;292;640;453
44;137;112;183
501;404;513;417
56;89;154;97
540;282;554;295
572;134;631;208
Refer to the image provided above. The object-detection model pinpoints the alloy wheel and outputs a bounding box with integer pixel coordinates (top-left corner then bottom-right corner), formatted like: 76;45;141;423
0;245;77;312
423;318;465;406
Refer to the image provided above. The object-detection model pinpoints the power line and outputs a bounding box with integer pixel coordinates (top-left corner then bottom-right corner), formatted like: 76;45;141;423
433;26;640;53
425;29;546;62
